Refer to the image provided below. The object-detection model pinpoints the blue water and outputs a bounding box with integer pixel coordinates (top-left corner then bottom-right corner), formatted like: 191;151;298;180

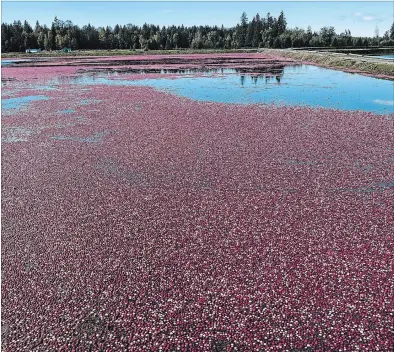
61;65;394;115
372;55;394;60
1;59;32;66
1;60;17;66
2;95;49;111
2;64;393;115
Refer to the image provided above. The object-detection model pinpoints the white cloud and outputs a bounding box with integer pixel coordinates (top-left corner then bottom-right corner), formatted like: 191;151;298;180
373;99;394;106
354;12;384;22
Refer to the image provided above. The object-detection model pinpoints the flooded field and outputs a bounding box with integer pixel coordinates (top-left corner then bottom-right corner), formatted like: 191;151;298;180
56;64;393;114
3;58;394;114
2;53;394;351
370;54;394;60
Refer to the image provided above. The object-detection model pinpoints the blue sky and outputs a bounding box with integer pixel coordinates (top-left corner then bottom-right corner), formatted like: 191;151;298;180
1;1;393;37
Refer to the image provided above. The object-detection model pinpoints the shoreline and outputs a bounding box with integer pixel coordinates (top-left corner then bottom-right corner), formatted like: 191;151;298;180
3;48;394;81
262;48;394;81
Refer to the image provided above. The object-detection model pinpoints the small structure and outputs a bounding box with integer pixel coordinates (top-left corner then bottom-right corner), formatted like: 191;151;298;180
62;47;72;53
25;48;41;53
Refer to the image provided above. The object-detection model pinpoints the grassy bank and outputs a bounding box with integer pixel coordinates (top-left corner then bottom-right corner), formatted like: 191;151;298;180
1;48;259;58
262;48;394;79
292;47;394;55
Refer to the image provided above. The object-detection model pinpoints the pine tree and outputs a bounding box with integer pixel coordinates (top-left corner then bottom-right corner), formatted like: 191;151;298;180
245;18;254;47
252;13;262;47
305;26;313;46
23;20;33;33
266;13;274;29
240;12;248;27
354;37;363;47
237;12;248;47
50;22;56;50
277;11;287;35
44;34;50;51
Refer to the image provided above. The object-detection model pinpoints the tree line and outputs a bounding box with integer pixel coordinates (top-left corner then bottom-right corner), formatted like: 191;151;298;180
2;11;394;52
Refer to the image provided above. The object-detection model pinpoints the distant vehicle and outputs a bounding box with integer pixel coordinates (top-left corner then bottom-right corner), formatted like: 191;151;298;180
25;48;41;53
62;47;72;53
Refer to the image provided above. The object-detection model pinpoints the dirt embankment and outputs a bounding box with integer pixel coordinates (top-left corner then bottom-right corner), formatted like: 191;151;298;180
1;48;260;59
262;48;394;80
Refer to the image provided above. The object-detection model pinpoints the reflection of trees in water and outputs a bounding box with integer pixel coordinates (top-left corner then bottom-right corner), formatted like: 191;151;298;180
77;65;287;76
238;66;285;86
70;65;288;86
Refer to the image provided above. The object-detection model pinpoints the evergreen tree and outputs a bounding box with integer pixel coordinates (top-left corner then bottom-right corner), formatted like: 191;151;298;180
273;37;281;48
354;37;363;47
245;18;254;47
252;13;262;47
23;20;33;33
44;34;50;51
165;35;173;49
305;26;313;46
0;12;379;52
277;11;287;35
320;26;336;46
266;13;274;30
283;34;292;48
237;12;248;47
50;22;56;49
240;12;248;27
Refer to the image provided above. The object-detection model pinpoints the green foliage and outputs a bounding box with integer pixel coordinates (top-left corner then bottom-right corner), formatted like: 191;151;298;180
354;37;363;47
273;37;281;48
331;37;339;47
277;11;287;35
240;12;248;27
380;39;394;46
320;26;336;46
2;14;393;53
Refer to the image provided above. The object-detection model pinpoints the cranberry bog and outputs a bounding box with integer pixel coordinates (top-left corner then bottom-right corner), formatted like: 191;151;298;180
1;53;394;351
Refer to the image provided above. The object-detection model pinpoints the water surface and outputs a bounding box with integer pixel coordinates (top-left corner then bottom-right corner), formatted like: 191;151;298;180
1;59;34;66
61;65;394;114
371;55;394;60
2;95;49;111
2;64;393;115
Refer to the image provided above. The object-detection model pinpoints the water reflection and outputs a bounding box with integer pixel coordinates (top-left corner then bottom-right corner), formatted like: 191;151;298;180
54;66;287;87
96;67;288;87
240;74;282;86
82;66;286;76
3;64;393;115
